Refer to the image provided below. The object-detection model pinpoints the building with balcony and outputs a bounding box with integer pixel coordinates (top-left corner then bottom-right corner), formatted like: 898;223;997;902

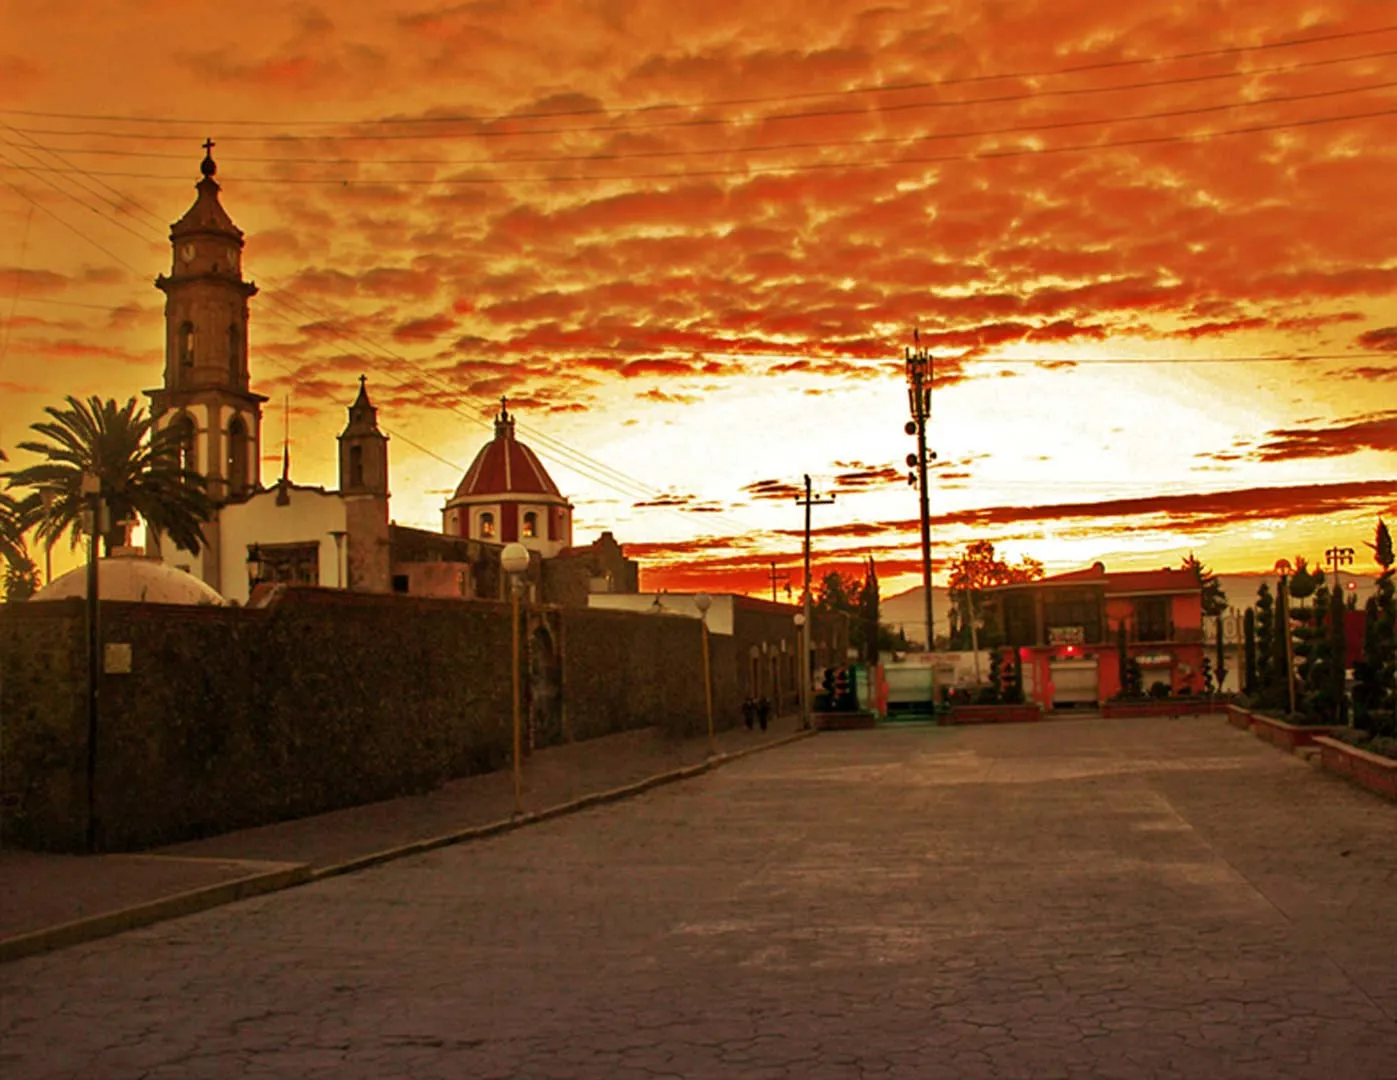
986;561;1206;708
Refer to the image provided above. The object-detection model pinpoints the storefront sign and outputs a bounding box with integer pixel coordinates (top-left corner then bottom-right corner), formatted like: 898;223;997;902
1048;625;1085;645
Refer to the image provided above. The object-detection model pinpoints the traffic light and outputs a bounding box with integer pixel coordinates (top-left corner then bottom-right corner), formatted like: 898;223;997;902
834;666;852;704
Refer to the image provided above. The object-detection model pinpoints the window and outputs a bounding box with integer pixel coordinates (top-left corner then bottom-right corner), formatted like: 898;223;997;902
1000;592;1036;646
1043;588;1102;645
171;414;197;473
226;417;249;496
1134;597;1171;642
254;542;319;586
478;511;495;538
393;574;410;594
522;511;537;538
349;445;364;488
178;321;195;370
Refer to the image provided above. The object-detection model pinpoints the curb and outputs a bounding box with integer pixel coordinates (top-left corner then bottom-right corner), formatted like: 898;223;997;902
1;727;818;962
0;861;309;965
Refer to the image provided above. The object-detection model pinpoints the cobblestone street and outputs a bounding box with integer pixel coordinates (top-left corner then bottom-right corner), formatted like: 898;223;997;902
4;716;1395;1079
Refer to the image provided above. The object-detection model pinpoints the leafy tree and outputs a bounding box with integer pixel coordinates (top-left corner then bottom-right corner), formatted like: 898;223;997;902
1;451;32;567
7;396;212;557
1288;557;1316;603
3;554;39;602
816;562;902;660
1182;552;1228;617
946;540;1043;649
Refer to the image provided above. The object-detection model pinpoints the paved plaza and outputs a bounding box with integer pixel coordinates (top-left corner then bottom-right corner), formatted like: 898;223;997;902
3;716;1396;1078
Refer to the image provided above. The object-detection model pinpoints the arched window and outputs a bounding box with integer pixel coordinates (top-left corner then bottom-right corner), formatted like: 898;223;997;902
522;511;537;538
478;511;495;538
227;322;241;380
227;417;249;496
178;321;195;372
349;445;364;488
172;414;197;474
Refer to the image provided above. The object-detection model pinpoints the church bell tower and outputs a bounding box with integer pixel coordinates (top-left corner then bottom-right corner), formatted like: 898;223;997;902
337;376;391;592
146;142;266;587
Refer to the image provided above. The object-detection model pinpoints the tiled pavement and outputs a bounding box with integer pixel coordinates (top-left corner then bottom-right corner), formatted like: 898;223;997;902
3;714;1396;1078
0;714;807;945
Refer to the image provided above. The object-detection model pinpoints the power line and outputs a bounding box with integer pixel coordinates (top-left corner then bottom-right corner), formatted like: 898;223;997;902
8;104;1393;187
4;22;1393;130
12;75;1394;170
11;46;1397;150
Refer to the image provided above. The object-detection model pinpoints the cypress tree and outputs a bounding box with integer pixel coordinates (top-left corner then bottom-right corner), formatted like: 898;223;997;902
1243;607;1258;695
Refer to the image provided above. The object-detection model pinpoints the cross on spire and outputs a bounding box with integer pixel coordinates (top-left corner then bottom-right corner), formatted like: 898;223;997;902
200;138;217;178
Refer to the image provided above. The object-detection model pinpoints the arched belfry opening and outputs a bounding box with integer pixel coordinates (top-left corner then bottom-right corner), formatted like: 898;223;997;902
227;416;250;496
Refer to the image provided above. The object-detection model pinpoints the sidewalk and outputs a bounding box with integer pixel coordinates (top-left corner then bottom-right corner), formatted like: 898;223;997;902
0;713;812;962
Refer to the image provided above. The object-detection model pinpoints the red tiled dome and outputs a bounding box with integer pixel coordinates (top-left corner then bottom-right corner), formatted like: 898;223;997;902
450;404;561;500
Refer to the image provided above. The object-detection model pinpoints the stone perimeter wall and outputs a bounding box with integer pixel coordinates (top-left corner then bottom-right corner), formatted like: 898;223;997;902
0;589;716;852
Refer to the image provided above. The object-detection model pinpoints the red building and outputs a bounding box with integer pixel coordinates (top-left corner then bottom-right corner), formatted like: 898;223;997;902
986;562;1206;708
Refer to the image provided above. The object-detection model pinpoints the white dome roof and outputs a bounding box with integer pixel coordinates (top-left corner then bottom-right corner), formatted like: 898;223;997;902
32;557;226;606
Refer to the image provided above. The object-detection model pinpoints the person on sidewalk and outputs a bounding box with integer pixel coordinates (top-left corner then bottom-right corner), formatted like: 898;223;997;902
756;696;771;732
742;696;756;731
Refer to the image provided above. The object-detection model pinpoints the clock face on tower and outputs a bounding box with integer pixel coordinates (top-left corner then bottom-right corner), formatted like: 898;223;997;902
180;243;196;263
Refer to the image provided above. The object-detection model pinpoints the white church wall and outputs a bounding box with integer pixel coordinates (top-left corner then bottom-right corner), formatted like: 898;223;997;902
587;592;735;636
218;488;348;604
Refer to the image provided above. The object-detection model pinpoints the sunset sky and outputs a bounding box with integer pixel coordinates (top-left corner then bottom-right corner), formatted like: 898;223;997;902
1;0;1394;597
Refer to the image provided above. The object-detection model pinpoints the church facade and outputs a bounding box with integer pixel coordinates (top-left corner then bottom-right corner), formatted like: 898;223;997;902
145;146;637;607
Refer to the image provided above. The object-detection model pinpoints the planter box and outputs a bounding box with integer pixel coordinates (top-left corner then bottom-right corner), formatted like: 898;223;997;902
1226;704;1253;731
1101;698;1226;719
943;703;1044;725
1247;711;1340;753
1314;737;1397;802
813;711;878;731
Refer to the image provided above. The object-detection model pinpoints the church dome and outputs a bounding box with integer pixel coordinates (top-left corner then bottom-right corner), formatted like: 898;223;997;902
442;399;573;555
450;400;562;500
32;557;227;606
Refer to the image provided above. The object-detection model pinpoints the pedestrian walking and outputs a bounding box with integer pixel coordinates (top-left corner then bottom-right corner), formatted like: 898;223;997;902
756;695;771;732
741;696;756;731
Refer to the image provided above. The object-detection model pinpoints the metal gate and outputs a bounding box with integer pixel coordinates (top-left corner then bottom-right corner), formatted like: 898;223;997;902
1049;659;1098;705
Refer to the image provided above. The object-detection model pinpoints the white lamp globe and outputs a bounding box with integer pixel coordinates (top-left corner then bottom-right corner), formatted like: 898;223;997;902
500;542;530;575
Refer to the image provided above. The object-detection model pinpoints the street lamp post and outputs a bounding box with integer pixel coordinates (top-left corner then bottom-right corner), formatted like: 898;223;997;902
695;592;715;755
80;472;104;853
794;611;808;729
501;542;531;815
1325;545;1355;583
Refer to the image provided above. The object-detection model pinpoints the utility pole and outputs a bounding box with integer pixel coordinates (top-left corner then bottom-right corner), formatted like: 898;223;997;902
796;474;835;728
767;561;789;603
904;334;936;707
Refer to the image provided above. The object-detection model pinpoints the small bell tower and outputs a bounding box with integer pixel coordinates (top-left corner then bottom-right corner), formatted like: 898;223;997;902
338;376;391;592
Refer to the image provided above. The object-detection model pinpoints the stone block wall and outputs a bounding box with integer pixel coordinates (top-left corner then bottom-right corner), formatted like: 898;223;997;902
0;587;728;852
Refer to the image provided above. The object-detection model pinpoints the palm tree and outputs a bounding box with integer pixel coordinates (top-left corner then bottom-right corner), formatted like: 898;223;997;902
0;449;39;568
7;395;213;556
